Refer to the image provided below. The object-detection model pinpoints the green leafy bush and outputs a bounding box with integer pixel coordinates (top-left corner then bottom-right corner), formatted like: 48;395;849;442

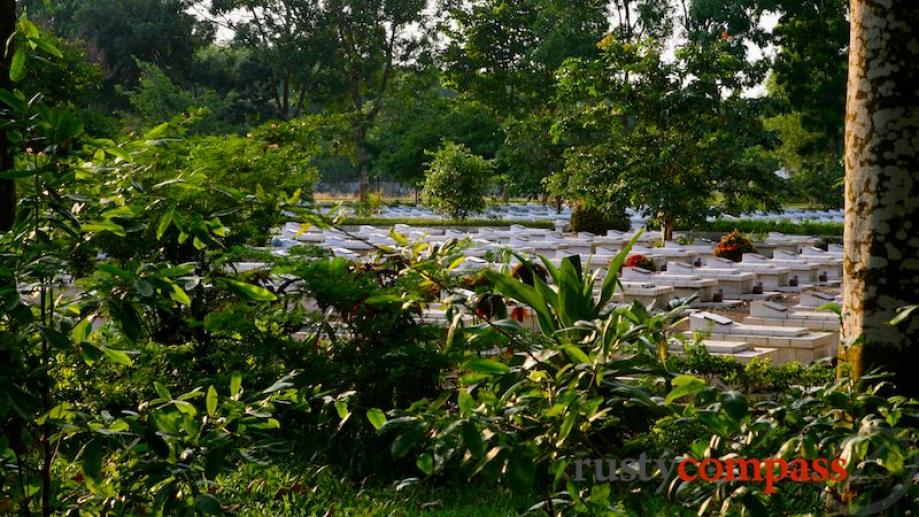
569;202;631;234
421;141;494;220
668;341;835;393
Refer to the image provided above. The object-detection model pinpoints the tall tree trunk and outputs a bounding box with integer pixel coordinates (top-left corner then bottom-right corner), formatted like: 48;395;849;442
0;0;16;232
281;72;290;120
355;122;369;199
660;213;674;243
841;0;919;395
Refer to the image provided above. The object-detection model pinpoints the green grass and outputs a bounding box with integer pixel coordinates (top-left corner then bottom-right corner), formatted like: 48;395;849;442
221;463;533;516
219;462;706;516
341;217;556;229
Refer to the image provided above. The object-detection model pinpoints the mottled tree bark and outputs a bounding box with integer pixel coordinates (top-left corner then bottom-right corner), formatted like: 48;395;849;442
0;0;16;232
842;0;919;395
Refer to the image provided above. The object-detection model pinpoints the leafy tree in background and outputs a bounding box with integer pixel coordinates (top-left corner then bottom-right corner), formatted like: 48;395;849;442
325;0;429;198
64;0;213;91
17;0;80;35
209;0;339;121
770;0;848;149
0;0;16;231
439;0;608;198
440;0;608;118
551;36;781;242
765;0;848;207
496;112;563;199
370;70;500;190
121;61;248;133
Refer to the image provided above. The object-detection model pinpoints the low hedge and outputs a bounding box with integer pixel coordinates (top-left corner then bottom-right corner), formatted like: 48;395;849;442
694;218;843;237
340;217;556;229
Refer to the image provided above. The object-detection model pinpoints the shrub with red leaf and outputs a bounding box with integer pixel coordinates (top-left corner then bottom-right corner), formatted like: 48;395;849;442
713;230;756;262
624;254;656;271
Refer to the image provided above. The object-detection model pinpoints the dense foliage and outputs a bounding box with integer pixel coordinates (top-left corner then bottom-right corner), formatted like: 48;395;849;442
12;0;848;217
568;202;631;235
550;33;781;241
699;218;845;237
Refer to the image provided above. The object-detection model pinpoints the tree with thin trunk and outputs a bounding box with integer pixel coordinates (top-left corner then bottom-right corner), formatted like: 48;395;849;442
326;0;427;199
842;0;919;395
0;0;16;231
210;0;334;121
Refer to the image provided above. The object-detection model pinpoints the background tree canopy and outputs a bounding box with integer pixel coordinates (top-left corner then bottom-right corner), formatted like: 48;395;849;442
14;0;847;214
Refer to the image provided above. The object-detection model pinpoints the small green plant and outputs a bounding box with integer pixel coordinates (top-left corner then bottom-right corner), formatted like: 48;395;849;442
421;141;493;220
353;191;384;216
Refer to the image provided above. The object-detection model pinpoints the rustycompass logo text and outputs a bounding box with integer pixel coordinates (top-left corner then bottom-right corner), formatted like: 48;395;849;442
572;454;847;494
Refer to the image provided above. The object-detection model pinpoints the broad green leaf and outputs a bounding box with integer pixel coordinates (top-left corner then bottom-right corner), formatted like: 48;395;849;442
101;206;133;219
0;88;25;112
0;169;38;179
230;372;242;399
721;390;748;421
219;278;277;301
82;220;126;237
463;357;509;374
486;270;554;333
206;385;218;417
562;345;591;365
556;411;577;447
194;494;223;516
154;382;172;401
81;441;104;488
460;421;485;458
170;283;191;305
70;316;93;343
173;400;197;416
101;347;133;366
156;209;174;240
665;375;707;404
457;390;476;414
41;327;72;350
599;229;644;307
416;452;434;475
80;342;103;365
506;450;536;494
34;37;62;58
9;48;26;82
334;400;349;420
391;422;425;459
143;122;171;140
366;408;387;430
19;18;40;39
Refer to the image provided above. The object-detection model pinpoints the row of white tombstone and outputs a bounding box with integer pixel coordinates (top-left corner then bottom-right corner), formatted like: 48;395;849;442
328;202;843;225
268;223;842;306
262;222;843;365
